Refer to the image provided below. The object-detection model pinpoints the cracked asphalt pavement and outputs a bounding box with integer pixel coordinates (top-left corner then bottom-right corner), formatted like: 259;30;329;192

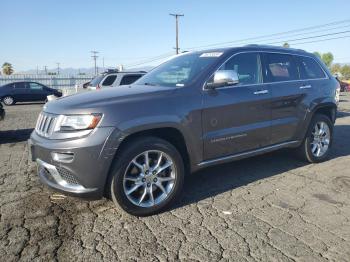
1;95;350;261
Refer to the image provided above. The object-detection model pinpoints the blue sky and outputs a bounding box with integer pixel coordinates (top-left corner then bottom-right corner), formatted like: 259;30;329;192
1;0;350;71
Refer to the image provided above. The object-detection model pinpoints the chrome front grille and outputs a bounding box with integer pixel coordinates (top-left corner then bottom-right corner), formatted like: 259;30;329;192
35;112;57;137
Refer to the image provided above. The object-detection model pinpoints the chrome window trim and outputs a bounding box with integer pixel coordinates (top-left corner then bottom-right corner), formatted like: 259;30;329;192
202;50;329;91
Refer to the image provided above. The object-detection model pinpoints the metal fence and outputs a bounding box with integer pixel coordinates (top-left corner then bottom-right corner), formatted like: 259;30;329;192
0;74;94;89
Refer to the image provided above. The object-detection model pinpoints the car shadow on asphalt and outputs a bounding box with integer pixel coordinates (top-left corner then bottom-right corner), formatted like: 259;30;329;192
0;129;33;144
173;124;350;211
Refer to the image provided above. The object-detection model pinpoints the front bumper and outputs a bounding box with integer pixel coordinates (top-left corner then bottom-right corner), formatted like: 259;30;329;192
36;158;99;198
29;127;121;199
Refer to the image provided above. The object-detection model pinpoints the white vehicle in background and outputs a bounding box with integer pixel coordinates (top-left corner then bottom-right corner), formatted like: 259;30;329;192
88;69;146;90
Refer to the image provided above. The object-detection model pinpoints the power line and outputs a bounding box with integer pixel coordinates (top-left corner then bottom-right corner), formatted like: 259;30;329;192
170;13;184;54
123;19;350;68
124;51;175;67
185;18;350;50
91;51;99;75
235;24;350;46
291;34;350;46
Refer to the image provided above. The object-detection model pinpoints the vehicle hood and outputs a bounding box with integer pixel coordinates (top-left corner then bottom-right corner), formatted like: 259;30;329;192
44;84;176;115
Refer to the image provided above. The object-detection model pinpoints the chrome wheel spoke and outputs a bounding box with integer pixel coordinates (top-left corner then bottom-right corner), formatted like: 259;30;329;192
154;152;163;169
132;160;144;171
156;182;167;195
157;161;173;174
124;176;141;182
158;176;175;182
139;187;147;204
144;151;150;169
148;185;155;205
126;183;143;195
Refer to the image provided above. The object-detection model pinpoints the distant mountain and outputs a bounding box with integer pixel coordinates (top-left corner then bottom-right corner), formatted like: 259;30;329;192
16;66;154;75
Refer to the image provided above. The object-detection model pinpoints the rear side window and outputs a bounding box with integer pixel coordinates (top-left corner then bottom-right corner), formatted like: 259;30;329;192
14;82;27;89
29;83;43;90
219;53;262;85
120;74;143;85
297;56;326;79
102;75;117;86
264;53;299;82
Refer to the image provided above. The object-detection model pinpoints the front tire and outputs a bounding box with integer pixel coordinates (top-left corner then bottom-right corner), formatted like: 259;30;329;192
3;96;15;106
108;137;185;216
297;114;333;163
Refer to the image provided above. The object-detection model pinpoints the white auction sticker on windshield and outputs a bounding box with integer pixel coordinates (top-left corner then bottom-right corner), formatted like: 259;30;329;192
200;52;223;58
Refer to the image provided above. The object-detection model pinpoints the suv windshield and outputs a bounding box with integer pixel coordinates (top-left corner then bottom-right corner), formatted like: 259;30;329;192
89;75;104;87
135;52;223;87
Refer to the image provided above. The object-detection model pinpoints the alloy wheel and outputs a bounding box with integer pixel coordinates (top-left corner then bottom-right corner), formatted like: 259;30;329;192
310;121;330;157
123;150;176;208
3;96;14;105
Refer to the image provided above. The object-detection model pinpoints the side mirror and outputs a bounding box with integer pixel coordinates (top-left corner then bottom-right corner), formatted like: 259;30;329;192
206;70;239;89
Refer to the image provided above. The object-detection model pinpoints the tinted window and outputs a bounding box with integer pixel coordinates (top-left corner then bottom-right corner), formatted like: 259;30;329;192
14;82;26;89
265;53;299;82
298;56;326;79
219;53;261;85
29;83;43;90
120;74;143;85
102;75;117;86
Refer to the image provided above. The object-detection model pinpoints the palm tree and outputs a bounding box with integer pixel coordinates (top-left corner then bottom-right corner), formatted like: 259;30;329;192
2;62;14;75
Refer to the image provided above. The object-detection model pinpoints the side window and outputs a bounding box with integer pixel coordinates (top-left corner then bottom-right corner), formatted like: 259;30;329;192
14;82;26;89
120;75;143;85
29;83;43;90
219;53;261;85
265;53;299;82
102;75;117;86
297;56;326;79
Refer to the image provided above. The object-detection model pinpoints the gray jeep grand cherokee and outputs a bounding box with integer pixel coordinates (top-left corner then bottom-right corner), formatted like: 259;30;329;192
29;45;339;216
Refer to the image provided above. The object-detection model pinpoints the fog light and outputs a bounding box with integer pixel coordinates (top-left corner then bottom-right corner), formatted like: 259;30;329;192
51;152;74;163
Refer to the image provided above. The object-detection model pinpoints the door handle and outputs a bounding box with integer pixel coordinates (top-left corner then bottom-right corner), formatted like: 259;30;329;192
254;90;269;95
300;84;312;89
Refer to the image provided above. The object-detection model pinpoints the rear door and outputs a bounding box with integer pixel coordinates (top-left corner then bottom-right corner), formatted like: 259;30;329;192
262;52;309;144
202;52;272;160
12;82;29;101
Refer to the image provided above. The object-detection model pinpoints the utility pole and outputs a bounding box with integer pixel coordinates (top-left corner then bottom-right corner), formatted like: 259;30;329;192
169;13;184;54
44;66;48;75
91;51;99;75
102;57;105;71
56;62;60;75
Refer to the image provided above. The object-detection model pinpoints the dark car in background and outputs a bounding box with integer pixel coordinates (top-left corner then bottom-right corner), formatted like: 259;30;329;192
0;82;62;105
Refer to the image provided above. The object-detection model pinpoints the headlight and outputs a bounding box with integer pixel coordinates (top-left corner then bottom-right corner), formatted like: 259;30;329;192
58;114;102;131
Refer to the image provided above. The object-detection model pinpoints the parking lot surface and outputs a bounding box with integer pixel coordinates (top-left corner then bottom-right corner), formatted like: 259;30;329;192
1;95;350;261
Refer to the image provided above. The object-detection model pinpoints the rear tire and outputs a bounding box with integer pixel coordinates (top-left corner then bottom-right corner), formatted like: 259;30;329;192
108;136;184;216
3;96;15;106
297;114;333;163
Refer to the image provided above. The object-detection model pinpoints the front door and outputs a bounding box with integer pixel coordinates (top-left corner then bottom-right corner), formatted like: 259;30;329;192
202;52;272;160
